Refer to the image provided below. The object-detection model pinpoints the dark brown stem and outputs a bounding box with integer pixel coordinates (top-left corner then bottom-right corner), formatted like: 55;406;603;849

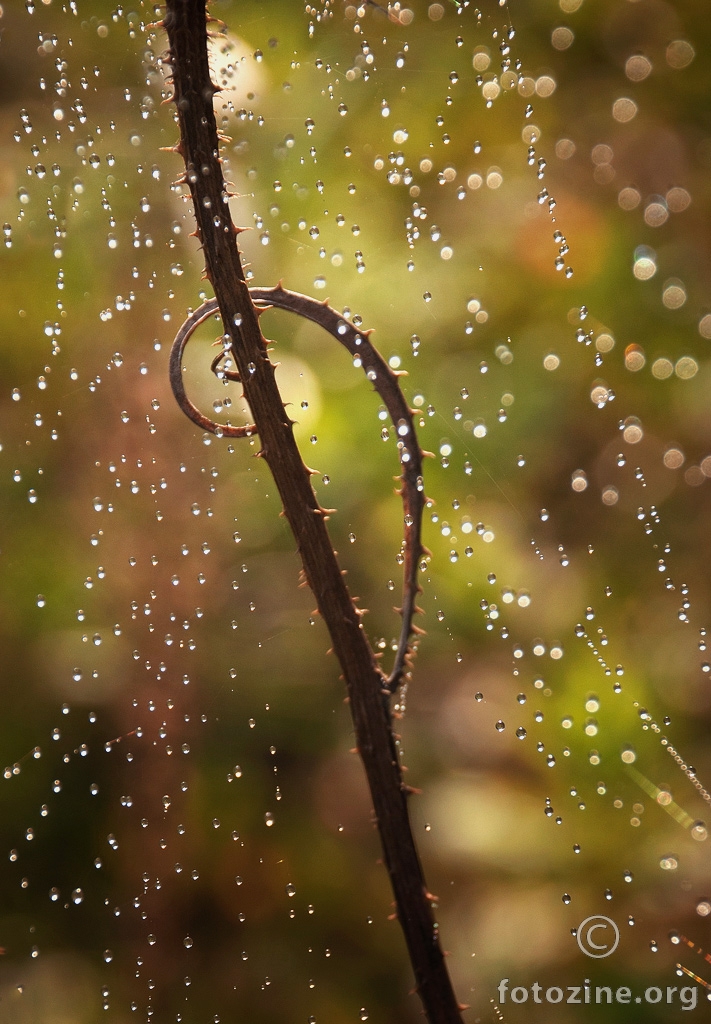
163;3;464;1021
169;288;425;690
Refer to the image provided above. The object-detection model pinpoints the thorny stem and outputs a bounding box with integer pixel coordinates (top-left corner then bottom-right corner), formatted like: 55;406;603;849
169;288;426;691
163;3;464;1021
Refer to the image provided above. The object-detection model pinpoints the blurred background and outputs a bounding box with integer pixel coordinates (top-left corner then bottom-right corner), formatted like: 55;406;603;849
1;0;710;1021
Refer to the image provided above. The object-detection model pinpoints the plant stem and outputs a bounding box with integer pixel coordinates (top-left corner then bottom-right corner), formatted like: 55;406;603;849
163;3;463;1020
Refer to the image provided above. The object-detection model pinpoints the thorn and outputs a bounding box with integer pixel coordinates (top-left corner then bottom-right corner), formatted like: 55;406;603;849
421;449;436;459
458;1003;471;1012
206;14;228;30
424;890;438;901
349;747;359;754
387;912;398;921
402;785;423;796
411;625;426;637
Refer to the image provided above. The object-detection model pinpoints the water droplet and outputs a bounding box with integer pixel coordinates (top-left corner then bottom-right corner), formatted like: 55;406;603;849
691;821;708;842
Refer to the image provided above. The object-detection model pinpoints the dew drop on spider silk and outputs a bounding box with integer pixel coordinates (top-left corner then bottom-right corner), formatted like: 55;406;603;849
691;822;708;841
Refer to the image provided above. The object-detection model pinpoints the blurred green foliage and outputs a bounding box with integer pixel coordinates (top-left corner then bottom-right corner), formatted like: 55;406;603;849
0;1;710;1021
